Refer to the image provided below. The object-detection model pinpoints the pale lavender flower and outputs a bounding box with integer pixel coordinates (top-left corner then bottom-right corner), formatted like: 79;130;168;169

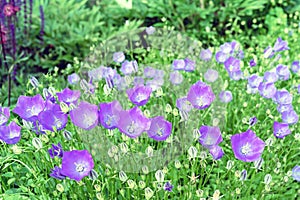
172;59;185;70
276;64;290;81
133;76;144;86
291;61;300;74
99;100;122;130
198;125;223;149
0;106;10;126
68;73;80;85
264;71;278;83
281;110;299;125
147;116;172;141
176;97;193;113
258;82;277;99
0;121;21;144
127;85;152;106
292;165;300;182
204;69;219;83
248;74;263;88
209;145;224;160
273;37;289;52
273;121;291;139
184;58;195;72
187;81;215;110
88;67;104;81
169;71;183;85
274;89;293;105
145;26;155;35
121;60;135;75
224;57;241;73
200;49;212;61
144;67;156;78
56;88;81;105
215;51;228;63
277;104;293;114
219;91;233;103
113;52;125;63
229;70;243;81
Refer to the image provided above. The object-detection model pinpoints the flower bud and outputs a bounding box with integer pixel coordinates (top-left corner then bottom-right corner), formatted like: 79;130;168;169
119;171;128;182
145;187;154;200
155;170;164;182
32;137;43;150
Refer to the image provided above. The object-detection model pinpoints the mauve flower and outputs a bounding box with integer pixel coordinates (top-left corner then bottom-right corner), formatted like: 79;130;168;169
248;74;263;88
67;73;80;85
298;84;300;94
154;69;165;79
292;165;300;182
219;90;233;103
88;67;104;81
172;59;185;70
113;52;125;63
273;121;291;139
215;51;228;63
121;60;135;75
56;88;81;105
38;104;68;132
144;67;156;78
184;58;195;72
276;64;290;81
13;94;45;121
70;101;98;130
204;69;219;83
0;106;10;126
145;26;155;35
264;71;278;83
200;49;212;61
0;121;21;144
3;4;17;16
209;145;224;160
99;100;122;129
224;57;241;73
187;81;215;110
60;150;94;182
264;46;275;58
258;82;277;99
127;85;152;106
220;42;232;54
198;125;222;149
273;37;289;52
231;129;265;162
164;182;173;192
228;70;243;81
274;89;293;105
169;71;183;85
147;116;172;141
249;59;256;67
117;107;151;138
281;110;299;125
176;97;193;113
50;166;66;180
48;143;64;158
102;67;117;79
291;61;300;74
277;104;293;114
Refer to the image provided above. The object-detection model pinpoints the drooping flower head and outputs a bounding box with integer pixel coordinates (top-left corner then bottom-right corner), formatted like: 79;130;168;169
117;107;151;138
56;88;81;105
281;110;299;125
0;106;10;126
48;143;64;159
70;101;98;130
209;145;224;160
147;116;172;141
204;69;219;83
127;85;152;106
273;121;291;139
60;150;94;182
0;121;21;145
200;49;212;61
276;64;290;81
219;90;233;103
198;125;223;149
38;104;68;132
99;100;122;129
231;129;265;162
12;94;45;121
187;81;215;110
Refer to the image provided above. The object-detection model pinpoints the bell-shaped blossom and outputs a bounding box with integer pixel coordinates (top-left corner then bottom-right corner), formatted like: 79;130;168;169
219;90;233;103
277;104;293;114
0;121;21;144
274;89;293;105
292;165;300;182
145;26;155;35
67;73;80;85
56;88;81;105
143;67;156;78
117;107;151;138
291;61;300;74
48;143;64;158
87;66;105;81
215;51;229;63
60;150;94;182
13;94;45;121
176;97;193;113
273;121;291;139
0;106;10;126
281;110;299;125
184;58;195;72
249;59;256;67
264;71;278;83
147;116;172;141
204;69;219;83
248;74;263;88
127;85;152;106
99;100;122;129
187;81;215;110
172;59;185;70
231;129;265;162
273;37;289;52
209;145;224;160
50;166;66;180
228;70;243;81
258;82;277;99
198;125;222;149
169;71;183;85
70;101;98;130
224;57;241;73
113;52;125;63
276;64;290;81
200;49;212;61
133;76;144;86
38;104;68;132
